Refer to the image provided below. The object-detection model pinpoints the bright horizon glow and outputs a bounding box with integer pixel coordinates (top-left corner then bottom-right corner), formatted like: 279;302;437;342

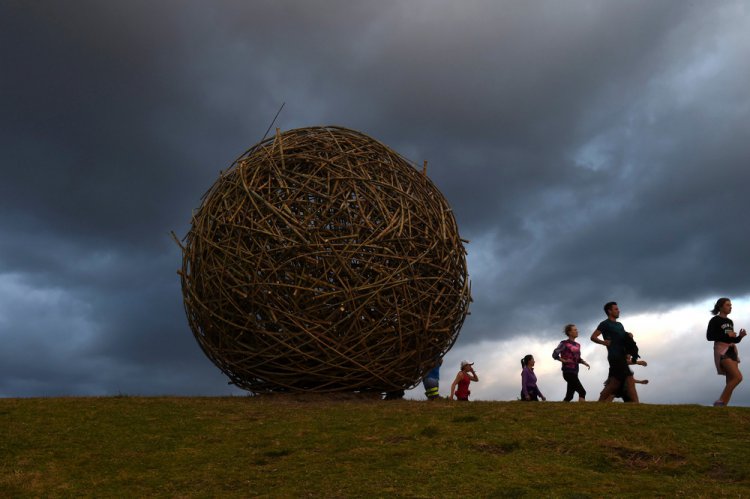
407;296;750;406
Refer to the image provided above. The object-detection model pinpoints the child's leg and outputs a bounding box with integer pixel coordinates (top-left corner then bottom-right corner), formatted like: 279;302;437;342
623;376;639;403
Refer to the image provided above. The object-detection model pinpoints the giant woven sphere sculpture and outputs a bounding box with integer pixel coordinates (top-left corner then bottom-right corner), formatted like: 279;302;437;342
178;126;470;393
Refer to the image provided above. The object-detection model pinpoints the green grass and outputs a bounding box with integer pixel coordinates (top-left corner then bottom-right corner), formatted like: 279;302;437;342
1;396;749;497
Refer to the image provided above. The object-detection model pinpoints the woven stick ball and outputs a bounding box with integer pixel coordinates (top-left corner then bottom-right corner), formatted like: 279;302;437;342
178;126;471;393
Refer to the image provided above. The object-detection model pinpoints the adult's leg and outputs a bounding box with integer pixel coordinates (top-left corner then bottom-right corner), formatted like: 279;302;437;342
572;374;586;401
563;372;576;402
600;358;627;402
598;376;621;402
564;372;586;401
718;359;743;405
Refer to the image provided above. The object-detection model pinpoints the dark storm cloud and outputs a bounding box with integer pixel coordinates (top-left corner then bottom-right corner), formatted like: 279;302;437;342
1;0;748;397
0;1;255;395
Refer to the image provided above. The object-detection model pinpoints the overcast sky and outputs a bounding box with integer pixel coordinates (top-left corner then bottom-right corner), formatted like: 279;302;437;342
2;0;749;405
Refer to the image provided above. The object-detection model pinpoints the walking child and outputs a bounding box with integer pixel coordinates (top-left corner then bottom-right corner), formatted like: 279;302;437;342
521;355;546;401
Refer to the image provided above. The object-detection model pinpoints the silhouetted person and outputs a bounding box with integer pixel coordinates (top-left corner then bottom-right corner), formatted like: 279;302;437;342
591;302;639;403
707;297;746;406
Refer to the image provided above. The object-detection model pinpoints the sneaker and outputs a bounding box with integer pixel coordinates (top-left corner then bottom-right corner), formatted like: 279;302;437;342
713;401;726;407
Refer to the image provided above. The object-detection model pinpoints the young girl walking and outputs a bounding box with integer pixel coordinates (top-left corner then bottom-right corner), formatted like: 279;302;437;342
552;324;590;401
520;355;546;401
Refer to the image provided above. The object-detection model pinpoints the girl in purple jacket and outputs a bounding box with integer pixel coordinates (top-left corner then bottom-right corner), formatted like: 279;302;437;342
520;354;546;401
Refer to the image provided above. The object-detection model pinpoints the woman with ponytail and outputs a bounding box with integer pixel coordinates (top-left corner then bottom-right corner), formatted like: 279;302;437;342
520;354;546;401
707;297;747;406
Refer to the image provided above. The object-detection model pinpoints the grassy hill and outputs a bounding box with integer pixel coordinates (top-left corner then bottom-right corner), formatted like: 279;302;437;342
1;396;748;497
